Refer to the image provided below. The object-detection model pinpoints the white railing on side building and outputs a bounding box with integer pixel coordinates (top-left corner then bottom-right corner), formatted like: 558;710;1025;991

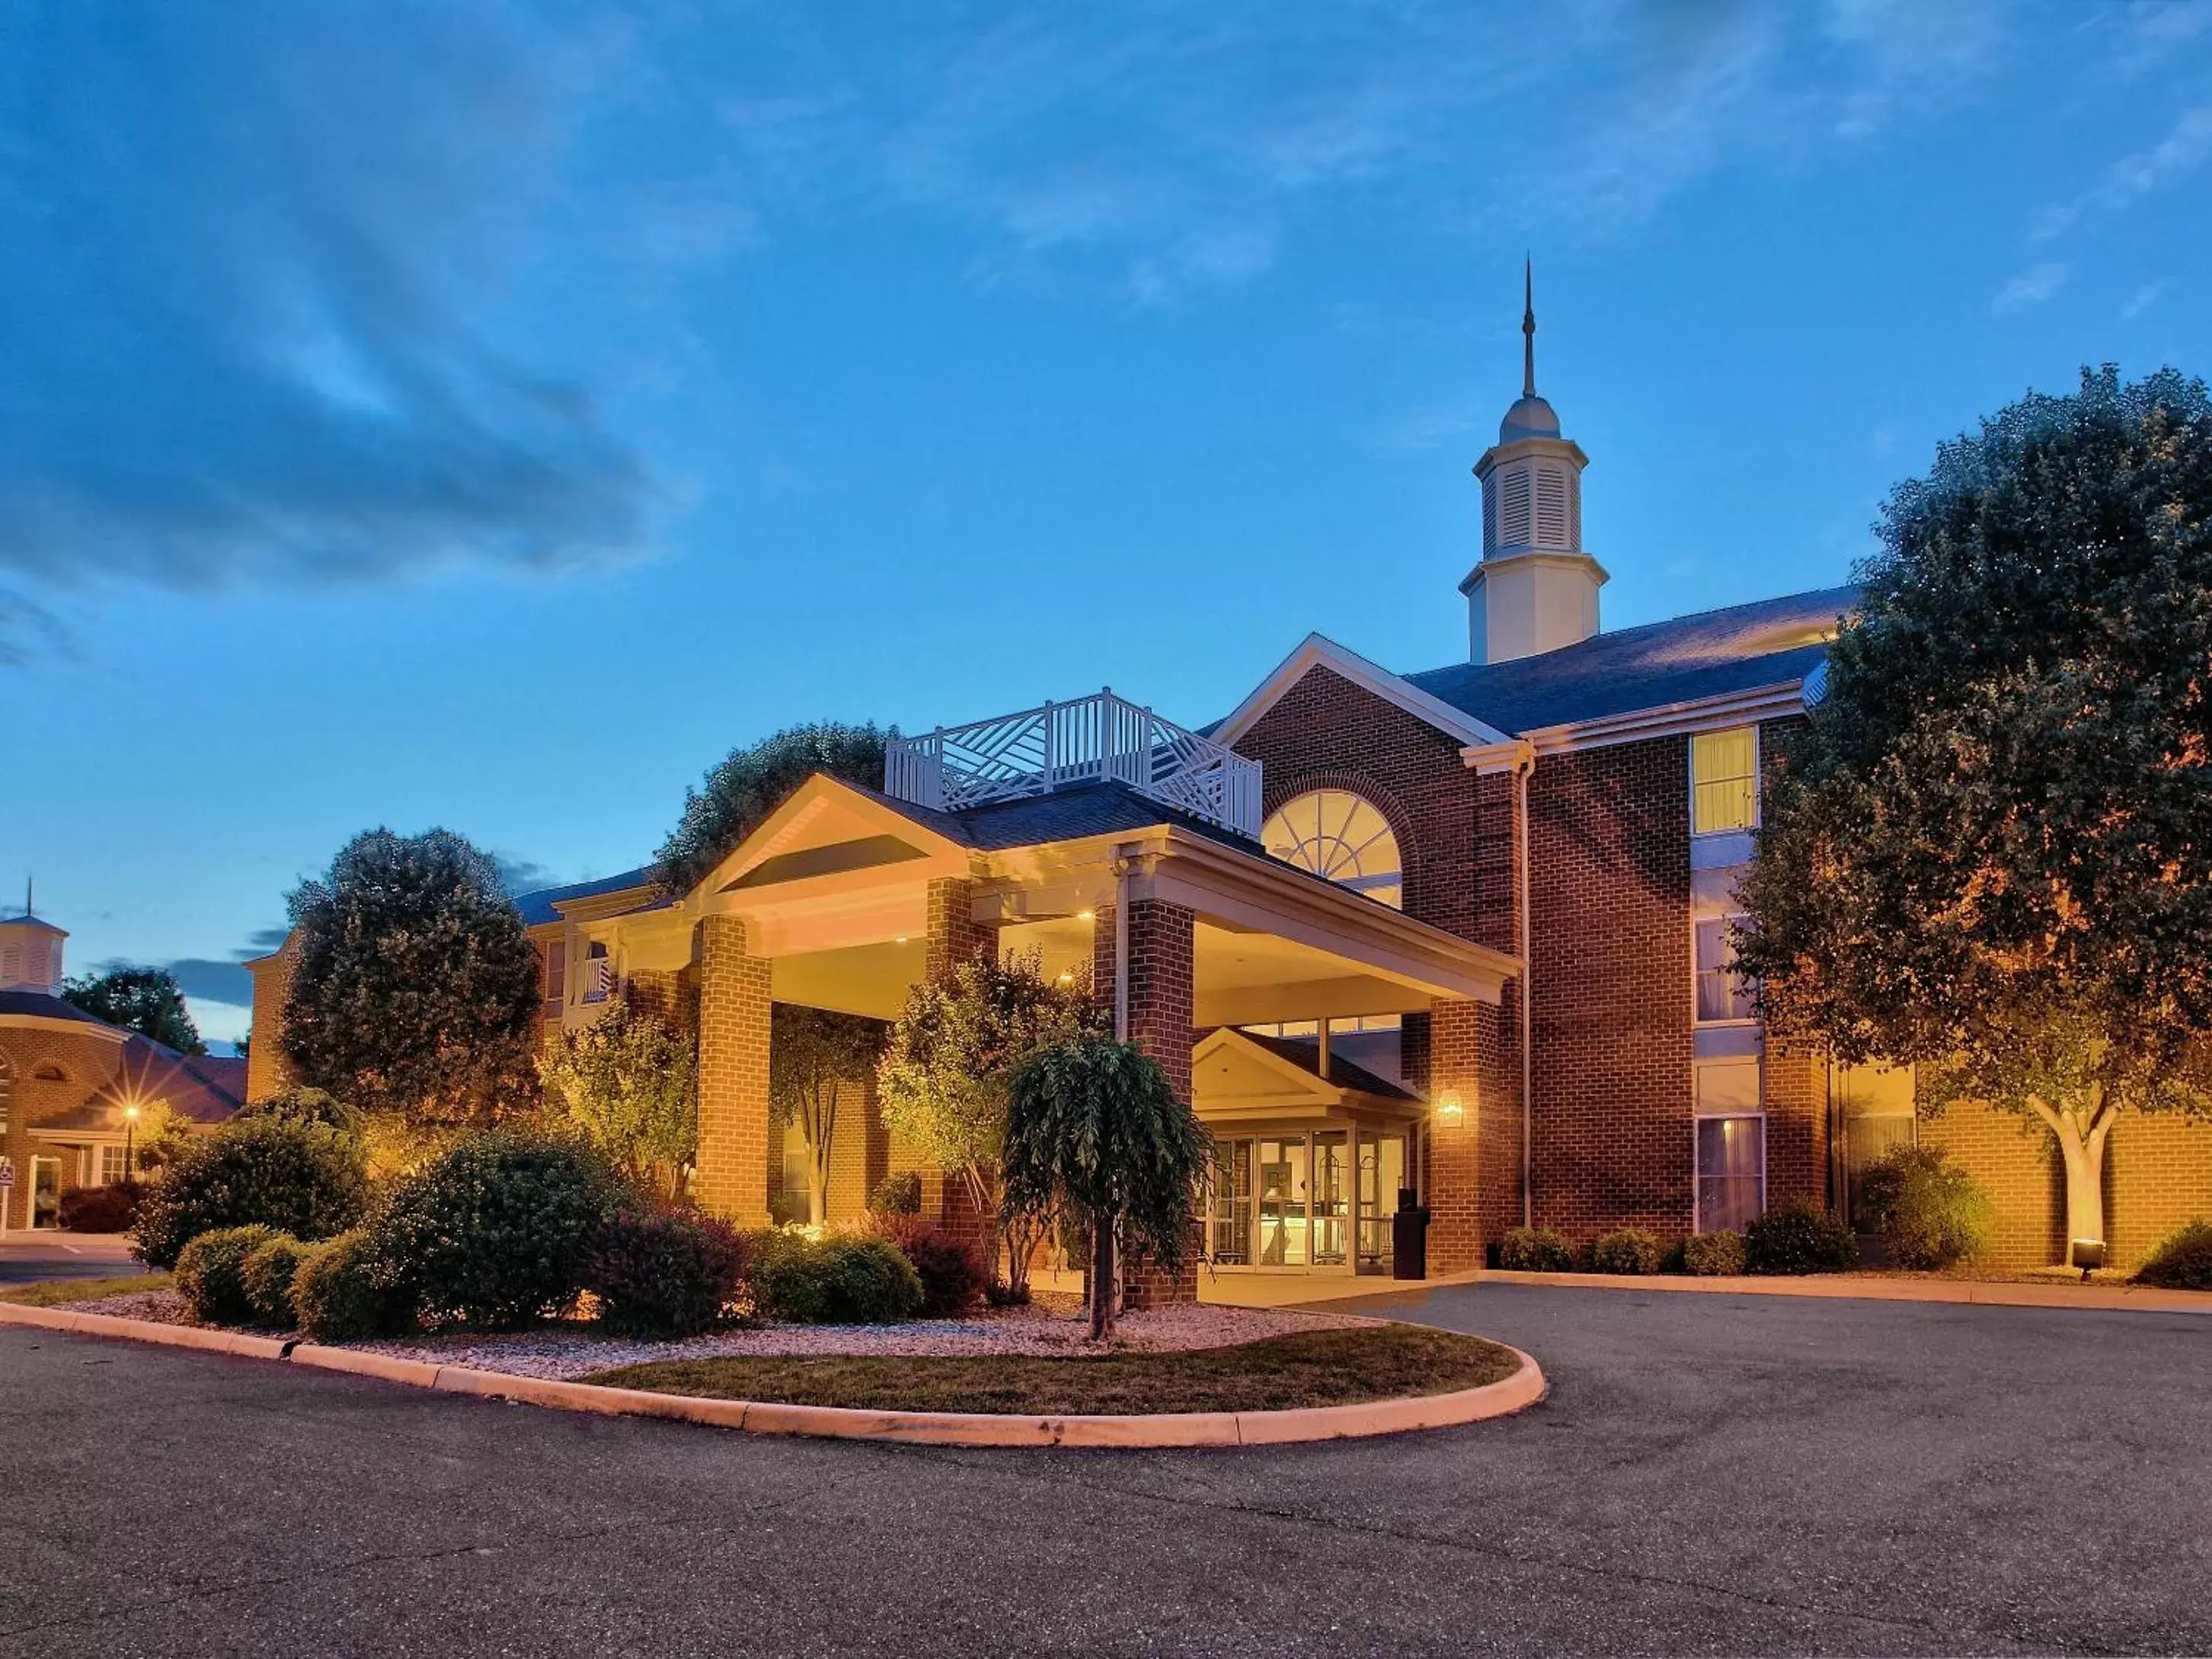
884;689;1261;838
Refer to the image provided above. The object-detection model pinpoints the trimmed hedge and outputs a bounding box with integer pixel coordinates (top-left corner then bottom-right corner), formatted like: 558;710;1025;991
747;1229;925;1325
292;1229;416;1341
241;1234;318;1327
59;1182;143;1234
132;1117;369;1269
1680;1231;1747;1276
1590;1227;1664;1275
373;1130;622;1329
1856;1144;1993;1269
2134;1219;2212;1290
1744;1200;1858;1274
588;1210;752;1338
1498;1226;1574;1272
865;1213;984;1317
175;1225;280;1325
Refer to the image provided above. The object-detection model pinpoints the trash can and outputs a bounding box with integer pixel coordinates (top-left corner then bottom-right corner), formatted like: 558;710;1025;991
1391;1187;1430;1280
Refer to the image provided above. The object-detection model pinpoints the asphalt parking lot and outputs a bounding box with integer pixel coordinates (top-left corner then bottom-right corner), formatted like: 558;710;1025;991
0;1282;2203;1657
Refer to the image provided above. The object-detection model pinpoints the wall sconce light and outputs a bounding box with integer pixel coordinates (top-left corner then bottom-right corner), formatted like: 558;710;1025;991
1436;1090;1466;1127
1077;909;1096;922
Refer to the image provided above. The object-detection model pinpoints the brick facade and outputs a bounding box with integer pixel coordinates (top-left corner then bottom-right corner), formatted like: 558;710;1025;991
1093;897;1203;1306
244;946;296;1101
693;914;772;1225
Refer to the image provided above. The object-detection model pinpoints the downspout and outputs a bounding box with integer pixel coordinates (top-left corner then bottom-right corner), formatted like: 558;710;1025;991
1111;850;1133;1041
1515;751;1535;1230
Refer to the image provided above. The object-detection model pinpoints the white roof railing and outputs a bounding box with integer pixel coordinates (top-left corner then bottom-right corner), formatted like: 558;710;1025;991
884;688;1261;838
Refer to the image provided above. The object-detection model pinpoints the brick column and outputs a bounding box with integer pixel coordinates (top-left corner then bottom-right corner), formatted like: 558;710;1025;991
1097;897;1200;1307
694;915;772;1225
923;877;993;981
1427;998;1487;1274
244;946;298;1102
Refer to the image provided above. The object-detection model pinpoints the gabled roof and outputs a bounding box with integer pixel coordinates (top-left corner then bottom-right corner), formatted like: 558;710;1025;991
1211;633;1517;753
513;867;657;927
1404;585;1857;737
0;989;112;1027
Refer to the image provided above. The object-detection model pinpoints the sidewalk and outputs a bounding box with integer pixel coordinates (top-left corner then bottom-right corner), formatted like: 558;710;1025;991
1341;1266;2212;1315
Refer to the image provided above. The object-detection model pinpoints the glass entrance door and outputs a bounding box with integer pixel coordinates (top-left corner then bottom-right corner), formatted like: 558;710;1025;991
1311;1133;1349;1265
1255;1137;1309;1266
28;1156;60;1229
1357;1133;1408;1271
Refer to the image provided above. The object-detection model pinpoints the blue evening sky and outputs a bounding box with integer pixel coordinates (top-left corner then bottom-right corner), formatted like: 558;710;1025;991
3;2;2209;1047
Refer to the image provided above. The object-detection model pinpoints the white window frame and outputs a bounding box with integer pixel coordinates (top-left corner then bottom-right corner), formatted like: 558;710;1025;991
1692;1111;1767;1235
1689;724;1761;839
1693;913;1757;1027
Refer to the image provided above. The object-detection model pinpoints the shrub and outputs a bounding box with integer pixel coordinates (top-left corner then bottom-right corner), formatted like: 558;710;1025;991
1680;1231;1747;1276
175;1225;280;1325
240;1234;317;1327
865;1213;984;1317
291;1229;417;1341
1856;1144;1993;1269
1590;1227;1664;1275
59;1181;144;1233
373;1130;623;1329
1498;1226;1575;1272
588;1210;751;1338
746;1229;925;1325
1744;1200;1859;1274
869;1171;923;1216
132;1116;369;1269
2134;1219;2212;1290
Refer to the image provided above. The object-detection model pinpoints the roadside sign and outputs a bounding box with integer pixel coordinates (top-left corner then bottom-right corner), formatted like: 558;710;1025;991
0;1159;14;1188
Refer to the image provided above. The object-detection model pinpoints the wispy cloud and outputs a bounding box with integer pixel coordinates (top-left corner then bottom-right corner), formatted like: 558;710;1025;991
1370;408;1482;455
2031;104;2212;241
1993;261;2070;313
2121;277;2171;319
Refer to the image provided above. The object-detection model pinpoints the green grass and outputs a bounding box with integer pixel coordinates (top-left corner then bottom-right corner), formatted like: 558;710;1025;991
582;1325;1520;1415
0;1273;171;1308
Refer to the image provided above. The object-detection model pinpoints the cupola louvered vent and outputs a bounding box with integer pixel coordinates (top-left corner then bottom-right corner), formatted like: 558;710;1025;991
1499;467;1532;547
1481;471;1498;555
1535;465;1568;545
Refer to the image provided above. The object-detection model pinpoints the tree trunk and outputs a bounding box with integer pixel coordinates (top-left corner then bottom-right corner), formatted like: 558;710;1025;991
1089;1204;1117;1341
2026;1092;2117;1267
804;1085;837;1227
964;1164;1003;1292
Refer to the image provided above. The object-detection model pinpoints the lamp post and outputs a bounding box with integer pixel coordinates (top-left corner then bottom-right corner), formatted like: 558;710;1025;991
123;1104;139;1183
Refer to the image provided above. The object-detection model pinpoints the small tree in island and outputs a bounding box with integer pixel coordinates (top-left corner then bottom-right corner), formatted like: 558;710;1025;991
537;996;698;1199
281;829;543;1140
1733;366;2212;1265
1002;1037;1212;1341
877;951;1108;1298
768;1003;887;1226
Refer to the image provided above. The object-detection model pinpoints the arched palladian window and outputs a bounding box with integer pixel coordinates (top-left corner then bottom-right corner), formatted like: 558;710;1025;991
1261;790;1403;909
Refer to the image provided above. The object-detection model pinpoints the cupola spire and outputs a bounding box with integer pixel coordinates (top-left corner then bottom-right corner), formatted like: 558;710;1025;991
1522;257;1536;399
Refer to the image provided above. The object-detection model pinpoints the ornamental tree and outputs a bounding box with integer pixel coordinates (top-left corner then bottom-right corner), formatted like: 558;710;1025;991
1001;1037;1212;1341
769;1003;887;1226
536;996;698;1198
653;722;890;895
1733;366;2212;1264
281;829;543;1130
61;966;204;1054
877;950;1106;1294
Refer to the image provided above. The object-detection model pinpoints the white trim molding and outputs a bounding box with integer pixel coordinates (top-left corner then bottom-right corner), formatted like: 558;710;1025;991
1212;633;1516;754
1517;679;1810;757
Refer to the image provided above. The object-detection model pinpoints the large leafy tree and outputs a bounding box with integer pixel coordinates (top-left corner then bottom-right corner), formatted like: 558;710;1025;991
1002;1037;1212;1341
1734;366;2212;1264
281;829;543;1130
877;951;1107;1293
537;996;698;1197
654;722;890;895
769;1003;887;1226
61;966;204;1054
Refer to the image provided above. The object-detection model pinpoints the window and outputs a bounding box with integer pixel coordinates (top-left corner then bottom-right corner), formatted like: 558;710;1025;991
1261;791;1403;909
33;1063;66;1082
1695;918;1755;1023
1692;727;1759;835
542;941;567;1019
99;1144;130;1184
580;941;612;1004
1696;1114;1765;1234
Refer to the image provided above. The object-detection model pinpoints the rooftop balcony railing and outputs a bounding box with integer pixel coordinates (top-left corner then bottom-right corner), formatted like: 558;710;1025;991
884;688;1261;839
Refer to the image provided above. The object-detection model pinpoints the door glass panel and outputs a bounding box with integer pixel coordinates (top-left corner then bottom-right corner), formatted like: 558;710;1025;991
1256;1137;1309;1266
1211;1138;1252;1264
30;1158;60;1229
1312;1133;1349;1266
1357;1134;1406;1269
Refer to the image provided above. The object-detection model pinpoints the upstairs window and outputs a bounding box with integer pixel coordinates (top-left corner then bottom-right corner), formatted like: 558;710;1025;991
581;941;613;1004
1695;918;1756;1023
1262;791;1403;909
1692;727;1759;835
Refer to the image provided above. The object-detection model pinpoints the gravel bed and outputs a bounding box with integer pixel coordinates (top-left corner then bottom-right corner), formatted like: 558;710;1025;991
71;1289;194;1325
351;1299;1370;1381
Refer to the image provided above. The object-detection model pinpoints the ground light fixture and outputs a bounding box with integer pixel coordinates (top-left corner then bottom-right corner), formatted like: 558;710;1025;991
2070;1237;2105;1281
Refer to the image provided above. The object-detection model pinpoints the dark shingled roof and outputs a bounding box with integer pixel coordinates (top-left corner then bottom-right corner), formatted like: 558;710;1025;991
1238;1031;1418;1102
0;988;108;1026
513;867;657;927
852;778;1265;855
1402;584;1858;736
0;990;248;1127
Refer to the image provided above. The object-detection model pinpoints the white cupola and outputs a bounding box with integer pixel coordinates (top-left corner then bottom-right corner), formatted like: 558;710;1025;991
0;882;66;993
1460;264;1609;664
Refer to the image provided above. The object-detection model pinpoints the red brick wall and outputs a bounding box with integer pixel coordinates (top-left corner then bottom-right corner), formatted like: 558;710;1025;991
694;915;771;1225
0;1024;130;1229
1762;1037;1831;1214
1525;737;1696;1239
245;946;296;1101
1093;899;1202;1306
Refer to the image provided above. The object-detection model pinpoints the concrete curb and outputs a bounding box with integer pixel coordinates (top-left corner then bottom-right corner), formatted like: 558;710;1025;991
1472;1269;2212;1313
0;1300;1546;1448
